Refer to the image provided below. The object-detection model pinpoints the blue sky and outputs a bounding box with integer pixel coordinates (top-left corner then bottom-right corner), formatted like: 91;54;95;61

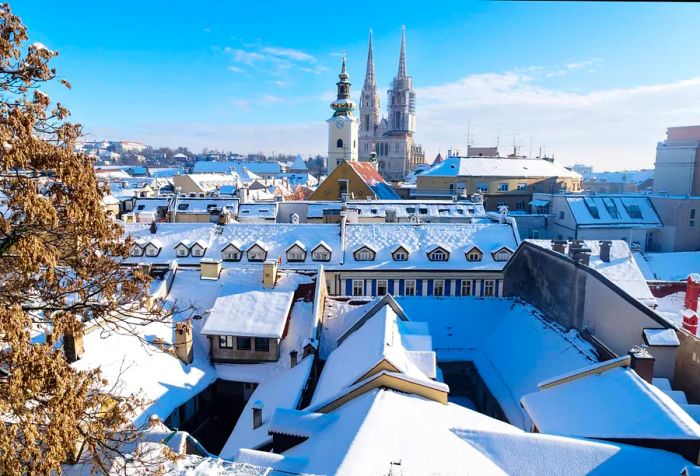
16;1;700;170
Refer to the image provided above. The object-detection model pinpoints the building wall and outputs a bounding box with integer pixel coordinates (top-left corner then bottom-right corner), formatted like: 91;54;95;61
653;144;698;195
172;175;204;194
325;271;504;298
170;213;216;223
309;162;374;201
674;330;700;402
210;336;281;363
503;244;677;379
650;196;700;252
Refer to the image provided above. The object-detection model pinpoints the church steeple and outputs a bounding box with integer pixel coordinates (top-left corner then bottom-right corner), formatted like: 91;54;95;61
364;30;376;89
330;55;356;117
397;25;407;78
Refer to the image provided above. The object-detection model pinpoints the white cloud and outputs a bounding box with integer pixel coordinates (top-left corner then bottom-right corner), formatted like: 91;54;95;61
417;70;700;170
224;43;319;77
261;46;316;63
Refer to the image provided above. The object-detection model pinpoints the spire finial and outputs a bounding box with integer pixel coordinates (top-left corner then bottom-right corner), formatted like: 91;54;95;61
364;29;376;88
397;25;407;77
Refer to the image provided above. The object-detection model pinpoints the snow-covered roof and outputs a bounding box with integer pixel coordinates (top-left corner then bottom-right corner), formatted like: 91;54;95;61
173;197;239;214
306;200;485;219
346;161;400;199
123;223;342;267
201;279;296;338
582;169;654;185
310;302;439;408
420;156;581;179
234;387;691;476
237;203;278;219
193;160;282;176
341;223;519;271
634;251;700;281
289;155;308;171
565;195;661;226
528;239;656;305
132;197;170;213
521;365;700;440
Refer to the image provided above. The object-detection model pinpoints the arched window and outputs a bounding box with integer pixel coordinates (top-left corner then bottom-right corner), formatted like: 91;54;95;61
337;139;343;148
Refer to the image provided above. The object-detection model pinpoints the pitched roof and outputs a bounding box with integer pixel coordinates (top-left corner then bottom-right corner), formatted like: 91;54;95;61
421;156;581;179
346;161;400;199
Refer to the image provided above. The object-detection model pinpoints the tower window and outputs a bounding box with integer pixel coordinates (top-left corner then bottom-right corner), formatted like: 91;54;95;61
337;139;343;148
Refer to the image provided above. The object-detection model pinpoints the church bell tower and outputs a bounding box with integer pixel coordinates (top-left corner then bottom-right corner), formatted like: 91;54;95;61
327;56;359;174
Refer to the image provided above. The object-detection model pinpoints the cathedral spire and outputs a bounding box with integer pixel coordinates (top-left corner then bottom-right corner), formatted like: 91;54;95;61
364;30;376;89
397;25;407;78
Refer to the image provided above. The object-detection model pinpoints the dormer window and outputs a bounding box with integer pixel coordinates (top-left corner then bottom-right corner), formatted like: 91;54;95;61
492;246;513;262
466;246;483;262
131;244;145;257
174;240;191;258
191;241;207;258
221;243;242;261
247;242;268;262
427;246;450;262
392;246;409;261
311;242;332;262
145;241;162;257
286;242;307;262
354;246;376;262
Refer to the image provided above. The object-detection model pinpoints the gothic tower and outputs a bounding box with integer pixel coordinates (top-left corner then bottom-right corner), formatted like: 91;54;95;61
387;26;416;135
327;56;359;174
359;30;380;161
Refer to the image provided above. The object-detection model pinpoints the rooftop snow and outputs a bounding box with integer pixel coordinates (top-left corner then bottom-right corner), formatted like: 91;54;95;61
420;156;581;179
565;195;661;226
528;239;656;304
193;160;281;175
306;200;484;219
341;223;518;271
521;366;700;440
634;251;700;281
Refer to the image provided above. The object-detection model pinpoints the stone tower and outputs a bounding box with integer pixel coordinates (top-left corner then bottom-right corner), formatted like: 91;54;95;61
327;56;359;174
387;26;416;134
359;30;381;162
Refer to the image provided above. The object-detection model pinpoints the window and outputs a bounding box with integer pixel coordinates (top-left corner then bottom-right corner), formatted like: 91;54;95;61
530;230;540;239
461;280;472;296
137;204;146;211
691;209;696;228
494;250;511;261
255;338;270;352
178;203;189;211
466;249;482;262
498;183;509;192
477;183;488;192
177;247;188;257
395;142;400;152
377;280;388;296
356;248;374;261
224;251;240;261
337;139;344;148
405;280;416;296
393;250;408;261
515;201;525;210
517;183;527;191
433;280;445;296
312;251;330;261
484;280;495;297
429;250;448;262
192;247;204;257
352;280;364;296
559;211;565;220
146;247;159;257
237;337;252;351
131;247;143;257
219;336;234;349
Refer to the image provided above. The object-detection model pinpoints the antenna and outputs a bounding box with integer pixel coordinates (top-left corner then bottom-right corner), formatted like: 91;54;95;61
467;121;472;148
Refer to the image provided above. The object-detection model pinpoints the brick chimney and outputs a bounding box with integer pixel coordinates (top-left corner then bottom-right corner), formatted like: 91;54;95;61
290;350;298;368
63;327;85;363
252;400;263;429
628;345;655;384
551;240;567;254
175;320;193;365
200;258;222;280
263;259;278;289
599;240;612;263
685;274;700;312
683;309;699;336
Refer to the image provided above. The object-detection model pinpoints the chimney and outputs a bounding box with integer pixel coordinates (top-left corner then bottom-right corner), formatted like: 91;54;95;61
628;345;655;384
148;414;161;428
599;240;612;263
573;250;591;266
682;309;698;335
685;274;700;312
150;220;158;234
263;259;278;289
252;400;263;429
290;350;298;368
63;327;85;363
200;258;222;280
551;240;567;254
175;320;193;365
